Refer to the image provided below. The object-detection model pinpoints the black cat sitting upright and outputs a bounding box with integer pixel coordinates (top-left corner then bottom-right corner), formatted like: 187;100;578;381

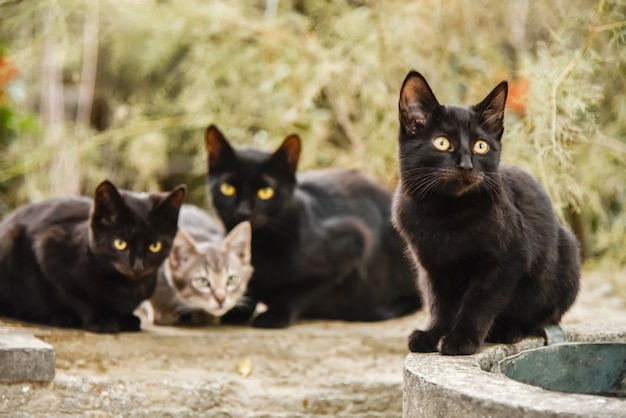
392;71;581;355
204;125;421;328
0;180;186;333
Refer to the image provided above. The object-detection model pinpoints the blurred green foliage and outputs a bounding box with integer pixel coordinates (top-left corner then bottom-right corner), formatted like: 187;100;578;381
0;0;624;270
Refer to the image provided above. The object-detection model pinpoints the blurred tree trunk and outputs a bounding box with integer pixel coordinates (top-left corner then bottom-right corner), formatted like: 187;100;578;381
76;3;99;128
41;15;64;126
40;10;80;196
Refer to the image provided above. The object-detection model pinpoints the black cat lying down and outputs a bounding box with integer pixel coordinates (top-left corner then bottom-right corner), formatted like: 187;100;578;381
205;125;421;328
0;180;185;333
393;71;581;355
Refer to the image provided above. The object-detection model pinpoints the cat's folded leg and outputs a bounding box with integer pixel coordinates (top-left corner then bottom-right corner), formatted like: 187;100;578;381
82;314;123;333
314;217;372;278
47;312;82;329
81;313;140;333
252;303;295;329
118;313;141;332
221;297;257;325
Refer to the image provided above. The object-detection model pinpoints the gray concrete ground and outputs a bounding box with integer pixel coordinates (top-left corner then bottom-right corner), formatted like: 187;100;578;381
0;270;625;417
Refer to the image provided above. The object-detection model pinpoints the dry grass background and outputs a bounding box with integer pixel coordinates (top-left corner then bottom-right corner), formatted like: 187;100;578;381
0;0;624;283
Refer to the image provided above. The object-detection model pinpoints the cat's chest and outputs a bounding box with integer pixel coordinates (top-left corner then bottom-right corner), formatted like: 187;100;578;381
396;195;508;263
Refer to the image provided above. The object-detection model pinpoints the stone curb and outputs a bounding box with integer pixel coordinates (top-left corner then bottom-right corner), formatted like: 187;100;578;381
0;331;55;382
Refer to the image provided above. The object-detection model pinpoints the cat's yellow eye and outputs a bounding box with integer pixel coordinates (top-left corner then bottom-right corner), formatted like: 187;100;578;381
473;140;489;154
113;239;127;251
148;241;162;253
194;277;210;288
432;136;451;151
257;187;274;200
220;183;236;196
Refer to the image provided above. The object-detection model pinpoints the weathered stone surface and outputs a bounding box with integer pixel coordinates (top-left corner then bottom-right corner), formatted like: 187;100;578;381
0;318;420;418
0;332;55;383
403;324;626;418
0;271;624;417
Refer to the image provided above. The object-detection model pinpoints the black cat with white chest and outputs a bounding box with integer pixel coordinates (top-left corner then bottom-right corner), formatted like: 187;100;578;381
393;71;580;355
0;180;185;333
205;125;421;328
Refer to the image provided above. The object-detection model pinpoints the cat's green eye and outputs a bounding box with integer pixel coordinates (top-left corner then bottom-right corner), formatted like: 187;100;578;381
257;187;274;200
113;239;128;251
194;277;210;288
227;274;238;286
220;183;236;196
473;140;489;154
432;136;451;151
148;241;162;253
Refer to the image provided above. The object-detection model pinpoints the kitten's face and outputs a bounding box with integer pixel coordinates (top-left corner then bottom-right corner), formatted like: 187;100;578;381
89;181;186;281
204;125;300;231
398;71;508;198
167;221;253;317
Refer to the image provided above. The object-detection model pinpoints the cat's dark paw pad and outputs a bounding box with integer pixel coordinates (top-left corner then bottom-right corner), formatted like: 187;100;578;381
49;314;81;328
252;311;292;329
407;329;440;352
439;333;481;356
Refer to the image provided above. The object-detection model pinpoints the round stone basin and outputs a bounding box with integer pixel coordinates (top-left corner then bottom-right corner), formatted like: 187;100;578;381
403;325;626;418
498;343;626;398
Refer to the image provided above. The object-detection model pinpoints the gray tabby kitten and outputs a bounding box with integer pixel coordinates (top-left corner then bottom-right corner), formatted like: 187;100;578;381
148;204;253;326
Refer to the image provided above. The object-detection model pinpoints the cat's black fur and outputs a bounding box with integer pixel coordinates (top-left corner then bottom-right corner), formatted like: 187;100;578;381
0;181;186;333
205;125;421;328
392;71;580;355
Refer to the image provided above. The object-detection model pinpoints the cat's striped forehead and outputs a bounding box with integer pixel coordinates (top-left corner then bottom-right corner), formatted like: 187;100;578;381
195;244;227;271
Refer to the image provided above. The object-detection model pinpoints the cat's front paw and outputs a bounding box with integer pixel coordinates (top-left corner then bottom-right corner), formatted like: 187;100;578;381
252;311;293;329
407;329;440;352
439;333;481;355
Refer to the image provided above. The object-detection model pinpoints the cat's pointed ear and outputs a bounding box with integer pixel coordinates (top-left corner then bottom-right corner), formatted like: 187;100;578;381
170;229;198;270
399;71;440;136
205;125;236;173
92;180;126;226
224;221;252;265
475;81;508;135
154;185;187;224
270;134;301;177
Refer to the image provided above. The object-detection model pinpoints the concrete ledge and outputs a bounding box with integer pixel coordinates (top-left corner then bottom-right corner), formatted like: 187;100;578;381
0;331;55;382
403;324;626;418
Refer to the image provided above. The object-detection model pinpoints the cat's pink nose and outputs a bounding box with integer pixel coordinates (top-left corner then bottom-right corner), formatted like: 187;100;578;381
214;293;225;307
